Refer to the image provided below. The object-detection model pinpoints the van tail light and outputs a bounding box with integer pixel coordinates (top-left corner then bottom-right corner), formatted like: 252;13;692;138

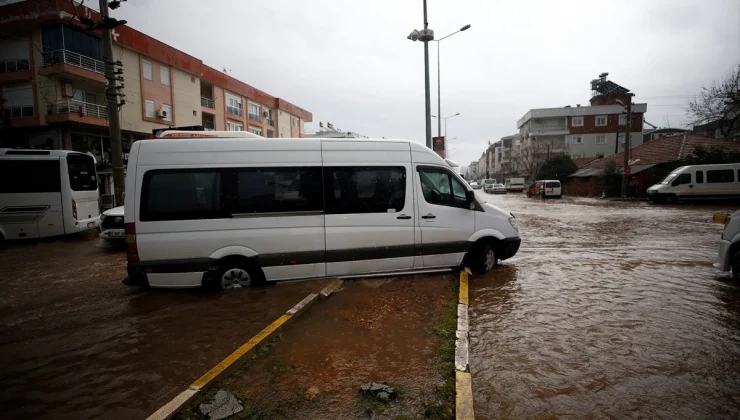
125;223;139;263
72;200;78;220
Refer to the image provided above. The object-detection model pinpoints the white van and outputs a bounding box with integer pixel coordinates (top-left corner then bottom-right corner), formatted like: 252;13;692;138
716;210;740;278
0;149;100;241
541;180;562;198
647;163;740;203
124;132;521;289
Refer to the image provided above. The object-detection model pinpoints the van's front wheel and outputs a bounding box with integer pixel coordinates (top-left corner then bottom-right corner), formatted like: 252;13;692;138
471;244;497;274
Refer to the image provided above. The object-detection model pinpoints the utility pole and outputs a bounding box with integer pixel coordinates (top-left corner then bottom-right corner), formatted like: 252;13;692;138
422;0;432;150
100;0;125;206
621;95;633;197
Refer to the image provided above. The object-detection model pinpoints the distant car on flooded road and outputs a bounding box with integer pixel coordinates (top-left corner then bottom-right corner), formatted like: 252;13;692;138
470;181;482;189
491;183;507;194
99;206;125;240
716;210;740;278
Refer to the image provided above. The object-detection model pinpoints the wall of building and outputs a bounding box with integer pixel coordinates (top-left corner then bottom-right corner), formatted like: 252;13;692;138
211;85;226;131
117;46;169;134
567;131;643;159
172;67;200;127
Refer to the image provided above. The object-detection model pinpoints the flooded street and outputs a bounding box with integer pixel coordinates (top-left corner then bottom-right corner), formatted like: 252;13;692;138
470;192;740;419
0;235;331;419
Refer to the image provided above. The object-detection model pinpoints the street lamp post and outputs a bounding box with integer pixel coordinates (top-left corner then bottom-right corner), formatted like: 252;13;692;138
432;113;460;151
407;1;436;149
435;24;471;139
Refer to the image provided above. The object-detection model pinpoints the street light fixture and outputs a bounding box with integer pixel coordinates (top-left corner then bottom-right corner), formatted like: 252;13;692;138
434;24;471;140
432;112;460;138
407;0;435;150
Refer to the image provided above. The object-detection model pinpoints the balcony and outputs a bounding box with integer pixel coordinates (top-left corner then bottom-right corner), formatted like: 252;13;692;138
46;99;108;126
226;105;242;116
529;126;569;136
201;97;214;109
39;49;106;84
0;58;32;84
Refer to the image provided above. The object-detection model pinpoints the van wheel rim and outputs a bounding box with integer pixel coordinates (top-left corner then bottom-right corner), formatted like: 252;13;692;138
221;269;250;289
484;250;496;271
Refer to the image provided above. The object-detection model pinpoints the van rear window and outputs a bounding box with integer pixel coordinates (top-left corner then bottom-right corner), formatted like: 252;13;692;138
545;181;560;188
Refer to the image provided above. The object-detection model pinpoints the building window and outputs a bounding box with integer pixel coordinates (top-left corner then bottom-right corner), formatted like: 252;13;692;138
619;114;627;126
236;167;323;214
2;85;34;119
595;115;607;126
141;170;223;222
160;66;170;86
571;153;583;159
142;60;153;80
707;170;735;183
226;93;242;116
266;129;275;138
572;136;583;144
248;102;261;121
265;108;274;126
248;126;262;136
572;116;583;127
227;122;243;131
596;135;606;144
324;167;406;214
145;99;155;118
161;104;172;121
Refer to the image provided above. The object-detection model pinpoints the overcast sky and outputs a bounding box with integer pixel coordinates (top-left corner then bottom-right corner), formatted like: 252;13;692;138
115;0;740;166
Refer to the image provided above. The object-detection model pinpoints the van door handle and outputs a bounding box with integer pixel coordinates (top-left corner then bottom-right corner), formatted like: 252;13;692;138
397;214;411;220
422;214;436;219
689;185;693;188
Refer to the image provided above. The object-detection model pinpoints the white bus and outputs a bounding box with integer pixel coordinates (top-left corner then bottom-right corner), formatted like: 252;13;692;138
0;149;100;241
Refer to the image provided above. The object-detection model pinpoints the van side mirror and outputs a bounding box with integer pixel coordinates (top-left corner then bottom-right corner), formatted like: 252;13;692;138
466;190;476;208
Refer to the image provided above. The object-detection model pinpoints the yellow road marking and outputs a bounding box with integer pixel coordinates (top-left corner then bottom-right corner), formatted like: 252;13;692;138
456;371;475;419
190;314;292;389
459;270;469;305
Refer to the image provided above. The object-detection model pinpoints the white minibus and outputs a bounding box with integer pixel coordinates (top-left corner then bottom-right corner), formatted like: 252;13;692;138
124;132;521;289
0;149;100;241
647;163;740;203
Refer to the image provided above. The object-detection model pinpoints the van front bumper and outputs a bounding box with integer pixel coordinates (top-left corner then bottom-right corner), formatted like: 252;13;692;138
498;237;521;260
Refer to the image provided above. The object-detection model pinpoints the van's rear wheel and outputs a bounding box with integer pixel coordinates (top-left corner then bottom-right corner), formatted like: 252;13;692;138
471;244;497;274
211;259;264;290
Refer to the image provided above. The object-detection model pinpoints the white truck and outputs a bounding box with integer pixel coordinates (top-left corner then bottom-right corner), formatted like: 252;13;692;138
505;177;525;192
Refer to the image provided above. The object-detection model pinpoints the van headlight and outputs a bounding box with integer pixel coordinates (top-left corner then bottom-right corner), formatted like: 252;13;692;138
100;213;106;221
509;217;518;232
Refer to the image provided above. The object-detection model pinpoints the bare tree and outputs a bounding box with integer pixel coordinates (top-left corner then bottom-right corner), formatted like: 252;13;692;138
512;140;550;177
688;64;740;139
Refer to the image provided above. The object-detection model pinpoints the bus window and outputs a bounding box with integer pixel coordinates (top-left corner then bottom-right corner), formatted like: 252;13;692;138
67;154;97;191
0;160;61;193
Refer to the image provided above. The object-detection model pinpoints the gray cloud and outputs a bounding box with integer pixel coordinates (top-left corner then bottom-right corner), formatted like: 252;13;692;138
115;0;740;165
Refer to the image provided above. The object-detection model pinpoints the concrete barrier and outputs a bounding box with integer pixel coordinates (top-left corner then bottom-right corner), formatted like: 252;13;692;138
455;270;475;419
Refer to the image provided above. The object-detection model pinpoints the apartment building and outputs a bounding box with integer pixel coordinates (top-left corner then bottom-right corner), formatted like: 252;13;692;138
516;75;646;160
0;0;311;157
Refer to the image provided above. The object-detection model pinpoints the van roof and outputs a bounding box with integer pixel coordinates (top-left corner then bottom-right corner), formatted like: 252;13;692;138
0;149;89;158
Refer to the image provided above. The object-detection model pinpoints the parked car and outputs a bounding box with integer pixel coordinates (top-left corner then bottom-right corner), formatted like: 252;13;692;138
99;206;125;240
526;181;544;197
470;181;482;189
124;131;522;290
482;179;496;193
647;163;740;204
505;177;525;192
491;183;507;194
716;210;740;279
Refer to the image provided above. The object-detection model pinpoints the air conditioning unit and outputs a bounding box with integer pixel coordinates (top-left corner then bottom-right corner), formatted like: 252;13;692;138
157;108;168;118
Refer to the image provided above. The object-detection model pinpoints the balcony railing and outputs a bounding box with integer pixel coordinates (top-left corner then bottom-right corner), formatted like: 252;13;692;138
49;99;108;119
42;49;105;74
0;58;30;73
3;105;34;119
266;118;275;127
201;97;214;109
226;105;242;116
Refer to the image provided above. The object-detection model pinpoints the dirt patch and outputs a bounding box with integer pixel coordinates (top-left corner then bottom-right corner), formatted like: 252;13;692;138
177;273;457;419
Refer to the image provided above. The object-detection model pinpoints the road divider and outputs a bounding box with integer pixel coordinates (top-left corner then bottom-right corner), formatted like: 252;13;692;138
456;269;475;420
146;280;344;420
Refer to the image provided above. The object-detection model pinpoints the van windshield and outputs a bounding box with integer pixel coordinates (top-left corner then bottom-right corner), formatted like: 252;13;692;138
659;173;678;185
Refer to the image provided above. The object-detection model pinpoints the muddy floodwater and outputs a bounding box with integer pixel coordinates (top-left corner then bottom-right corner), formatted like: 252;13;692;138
470;193;740;419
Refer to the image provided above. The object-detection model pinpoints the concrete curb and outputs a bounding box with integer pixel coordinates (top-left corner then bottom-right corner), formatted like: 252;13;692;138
145;285;339;420
455;270;475;419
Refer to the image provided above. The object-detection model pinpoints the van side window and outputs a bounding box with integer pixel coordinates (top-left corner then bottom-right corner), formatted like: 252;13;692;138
324;167;406;214
696;171;703;183
707;169;734;183
141;170;223;221
672;173;691;186
235;168;323;214
418;167;468;209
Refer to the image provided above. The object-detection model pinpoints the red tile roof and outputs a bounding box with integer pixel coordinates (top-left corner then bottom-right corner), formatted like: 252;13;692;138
581;134;740;169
